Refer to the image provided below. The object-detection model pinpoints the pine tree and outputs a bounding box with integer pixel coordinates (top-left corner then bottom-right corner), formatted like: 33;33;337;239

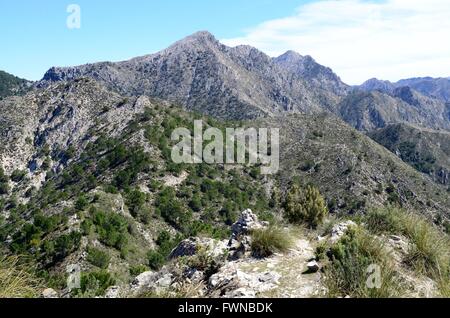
285;184;328;228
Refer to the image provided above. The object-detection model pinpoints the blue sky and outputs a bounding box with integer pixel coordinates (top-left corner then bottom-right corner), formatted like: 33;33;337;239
0;0;307;80
1;0;449;84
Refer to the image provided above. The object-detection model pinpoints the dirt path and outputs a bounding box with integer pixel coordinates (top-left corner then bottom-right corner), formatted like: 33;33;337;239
234;231;324;298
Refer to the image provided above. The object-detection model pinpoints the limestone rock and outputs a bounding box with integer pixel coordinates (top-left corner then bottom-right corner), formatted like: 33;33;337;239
104;286;121;298
169;237;228;260
330;220;357;243
208;263;280;298
42;288;58;298
231;209;267;237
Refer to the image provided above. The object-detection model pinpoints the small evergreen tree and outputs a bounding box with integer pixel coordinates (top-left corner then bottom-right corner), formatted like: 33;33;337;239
285;184;328;228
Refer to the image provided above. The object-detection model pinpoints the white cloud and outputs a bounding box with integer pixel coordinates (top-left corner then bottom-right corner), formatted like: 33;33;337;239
221;0;450;85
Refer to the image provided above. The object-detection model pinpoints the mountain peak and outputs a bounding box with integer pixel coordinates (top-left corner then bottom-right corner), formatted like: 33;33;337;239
358;78;395;93
182;30;217;43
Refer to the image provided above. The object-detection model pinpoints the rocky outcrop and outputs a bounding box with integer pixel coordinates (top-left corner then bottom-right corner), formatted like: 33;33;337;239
228;209;269;260
129;270;174;296
330;220;357;243
208;263;281;298
230;209;268;237
169;237;228;260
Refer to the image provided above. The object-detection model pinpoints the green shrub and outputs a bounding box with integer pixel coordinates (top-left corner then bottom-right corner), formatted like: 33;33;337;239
87;247;111;269
10;170;27;182
285;184;328;228
79;270;115;297
365;206;449;295
155;187;191;232
189;194;202;212
184;247;224;278
147;231;182;270
75;195;89;211
0;183;9;195
129;264;149;277
92;209;129;250
324;227;403;298
250;227;292;258
126;188;147;220
0;168;9;195
53;232;82;261
147;251;165;270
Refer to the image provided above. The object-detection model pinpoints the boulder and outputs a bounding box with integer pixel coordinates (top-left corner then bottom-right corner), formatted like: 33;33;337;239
130;270;174;295
131;271;158;291
42;288;58;298
169;239;198;259
307;261;320;273
227;209;269;260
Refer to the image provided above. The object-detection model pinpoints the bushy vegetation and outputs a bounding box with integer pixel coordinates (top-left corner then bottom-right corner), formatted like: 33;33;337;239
0;104;277;295
284;184;328;228
87;247;111;269
7;211;80;265
398;141;437;174
183;247;225;278
365;206;450;295
77;270;115;297
155;187;192;233
147;231;182;270
0;167;9;195
0;70;29;99
0;256;42;298
250;227;292;258
324;226;403;298
10;169;27;183
90;208;129;251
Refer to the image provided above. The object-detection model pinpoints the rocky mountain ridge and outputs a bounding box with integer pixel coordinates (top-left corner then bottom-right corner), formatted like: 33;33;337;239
37;31;450;134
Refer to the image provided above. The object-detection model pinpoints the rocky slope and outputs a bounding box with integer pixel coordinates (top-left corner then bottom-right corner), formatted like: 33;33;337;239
0;31;449;298
256;114;450;219
369;123;450;186
0;70;32;100
360;77;450;103
39;31;350;120
37;32;450;134
338;89;450;132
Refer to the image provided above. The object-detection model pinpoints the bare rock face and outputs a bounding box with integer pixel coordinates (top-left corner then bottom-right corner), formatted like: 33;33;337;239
104;286;122;298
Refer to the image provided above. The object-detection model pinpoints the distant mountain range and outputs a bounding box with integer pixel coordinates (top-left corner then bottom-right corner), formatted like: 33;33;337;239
33;31;450;133
359;77;450;103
